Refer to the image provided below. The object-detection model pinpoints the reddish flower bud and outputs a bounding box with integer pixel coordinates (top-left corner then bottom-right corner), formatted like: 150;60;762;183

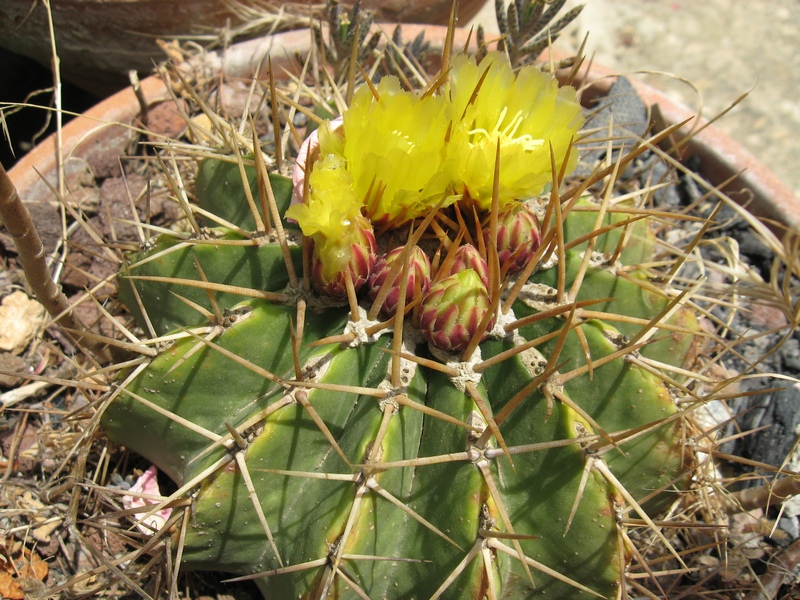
448;244;489;289
310;214;377;298
419;269;494;352
484;202;541;273
368;245;432;316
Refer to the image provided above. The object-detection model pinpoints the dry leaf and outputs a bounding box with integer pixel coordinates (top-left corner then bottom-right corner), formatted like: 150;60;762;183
18;492;62;543
0;538;49;599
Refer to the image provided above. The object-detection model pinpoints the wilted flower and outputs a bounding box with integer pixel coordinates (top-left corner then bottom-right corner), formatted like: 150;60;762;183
122;466;172;535
446;52;583;211
419;269;494;352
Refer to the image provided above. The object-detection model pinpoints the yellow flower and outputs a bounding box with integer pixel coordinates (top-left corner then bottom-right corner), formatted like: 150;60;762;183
285;154;369;282
296;51;583;238
446;52;583;210
319;76;458;225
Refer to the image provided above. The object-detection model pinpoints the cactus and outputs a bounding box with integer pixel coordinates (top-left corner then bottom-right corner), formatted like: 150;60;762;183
95;42;718;599
1;1;798;598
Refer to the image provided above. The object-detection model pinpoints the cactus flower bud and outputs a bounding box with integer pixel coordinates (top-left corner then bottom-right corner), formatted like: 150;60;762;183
310;213;377;298
449;244;489;289
419;269;494;352
484;201;541;273
286;154;377;298
368;245;432;316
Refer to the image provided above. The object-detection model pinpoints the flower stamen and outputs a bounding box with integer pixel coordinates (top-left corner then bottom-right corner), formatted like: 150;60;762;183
468;107;544;153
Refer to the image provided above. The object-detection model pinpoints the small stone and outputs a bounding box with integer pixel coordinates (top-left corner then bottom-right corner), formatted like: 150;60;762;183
145;99;188;140
0;291;45;354
750;303;788;330
187;113;214;145
210;81;264;120
0;353;28;387
779;516;799;540
781;338;800;372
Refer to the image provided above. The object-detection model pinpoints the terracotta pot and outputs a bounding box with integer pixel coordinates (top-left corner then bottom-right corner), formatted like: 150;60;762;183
8;25;800;234
0;0;487;95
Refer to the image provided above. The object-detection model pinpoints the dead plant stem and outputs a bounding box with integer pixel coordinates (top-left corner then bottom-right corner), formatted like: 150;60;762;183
0;162;106;359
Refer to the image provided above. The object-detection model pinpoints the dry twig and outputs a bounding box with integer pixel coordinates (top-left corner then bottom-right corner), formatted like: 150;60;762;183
0;162;105;358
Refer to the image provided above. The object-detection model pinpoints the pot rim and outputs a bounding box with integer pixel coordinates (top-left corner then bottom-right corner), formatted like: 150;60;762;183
8;24;799;232
567;59;800;233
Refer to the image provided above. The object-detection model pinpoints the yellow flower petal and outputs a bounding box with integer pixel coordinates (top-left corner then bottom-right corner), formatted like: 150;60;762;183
322;77;457;224
446;52;583;210
285;154;365;276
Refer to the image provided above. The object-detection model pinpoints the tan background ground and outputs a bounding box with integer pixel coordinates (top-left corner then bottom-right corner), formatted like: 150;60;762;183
469;0;800;196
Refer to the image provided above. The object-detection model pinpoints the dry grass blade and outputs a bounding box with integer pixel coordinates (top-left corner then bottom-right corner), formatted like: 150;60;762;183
722;477;800;513
742;538;800;600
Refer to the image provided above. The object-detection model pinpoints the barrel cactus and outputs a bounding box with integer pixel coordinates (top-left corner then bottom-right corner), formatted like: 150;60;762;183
101;45;711;600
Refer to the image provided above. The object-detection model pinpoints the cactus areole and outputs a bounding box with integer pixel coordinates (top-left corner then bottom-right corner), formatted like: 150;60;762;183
106;50;699;599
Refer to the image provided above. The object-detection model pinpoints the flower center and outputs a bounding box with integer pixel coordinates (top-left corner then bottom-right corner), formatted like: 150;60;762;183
468;107;543;153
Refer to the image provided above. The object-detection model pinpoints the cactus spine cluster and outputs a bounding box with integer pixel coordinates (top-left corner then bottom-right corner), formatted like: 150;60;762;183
102;45;706;600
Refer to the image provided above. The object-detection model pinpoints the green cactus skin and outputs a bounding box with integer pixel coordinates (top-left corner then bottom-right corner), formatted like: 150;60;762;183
104;156;700;599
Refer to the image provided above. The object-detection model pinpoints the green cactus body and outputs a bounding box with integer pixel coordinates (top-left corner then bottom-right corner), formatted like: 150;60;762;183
104;134;699;598
99;44;705;600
